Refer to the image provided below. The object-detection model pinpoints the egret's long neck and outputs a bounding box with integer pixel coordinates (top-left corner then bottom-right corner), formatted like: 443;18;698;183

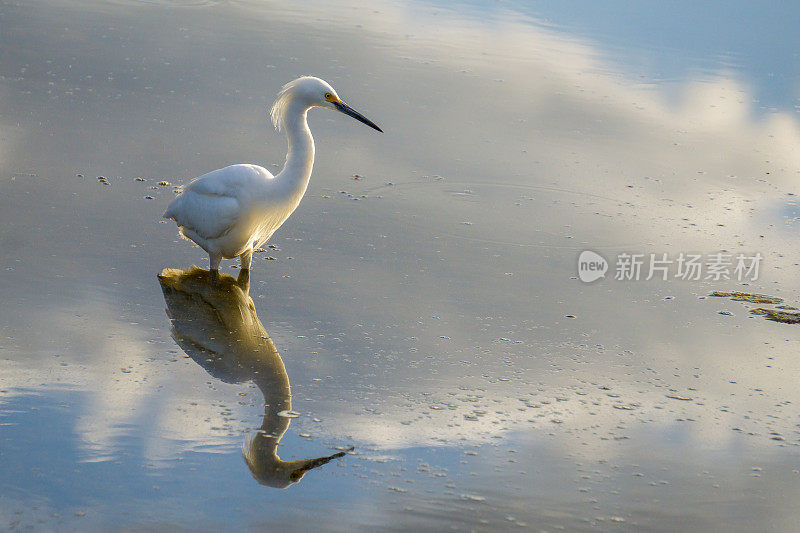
277;101;315;205
253;367;292;452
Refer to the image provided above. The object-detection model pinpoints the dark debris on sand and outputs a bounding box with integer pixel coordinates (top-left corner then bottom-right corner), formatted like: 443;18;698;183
750;308;800;324
711;291;800;325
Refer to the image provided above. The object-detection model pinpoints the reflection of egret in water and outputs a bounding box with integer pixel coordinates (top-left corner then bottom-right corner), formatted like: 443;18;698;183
158;266;350;488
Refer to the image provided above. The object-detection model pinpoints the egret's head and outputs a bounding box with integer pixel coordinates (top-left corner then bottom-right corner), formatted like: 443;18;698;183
243;430;352;489
271;76;382;133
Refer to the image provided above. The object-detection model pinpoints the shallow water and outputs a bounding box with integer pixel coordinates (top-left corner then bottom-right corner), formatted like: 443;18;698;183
2;0;800;530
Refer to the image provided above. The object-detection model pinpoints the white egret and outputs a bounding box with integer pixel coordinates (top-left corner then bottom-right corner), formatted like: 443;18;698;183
164;76;382;274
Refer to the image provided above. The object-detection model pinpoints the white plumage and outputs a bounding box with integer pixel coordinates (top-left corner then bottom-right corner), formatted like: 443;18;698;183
164;76;382;273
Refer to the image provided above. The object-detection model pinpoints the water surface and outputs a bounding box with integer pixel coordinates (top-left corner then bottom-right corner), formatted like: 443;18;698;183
2;0;800;530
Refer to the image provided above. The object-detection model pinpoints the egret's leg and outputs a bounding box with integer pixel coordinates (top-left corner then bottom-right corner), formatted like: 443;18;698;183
209;252;222;273
236;268;251;293
240;248;253;271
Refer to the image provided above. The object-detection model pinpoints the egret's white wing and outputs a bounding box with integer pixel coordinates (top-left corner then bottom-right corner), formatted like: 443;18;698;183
165;189;241;240
164;164;275;241
183;164;274;198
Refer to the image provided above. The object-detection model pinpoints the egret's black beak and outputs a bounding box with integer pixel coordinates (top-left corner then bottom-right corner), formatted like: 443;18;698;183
290;446;354;481
334;102;383;133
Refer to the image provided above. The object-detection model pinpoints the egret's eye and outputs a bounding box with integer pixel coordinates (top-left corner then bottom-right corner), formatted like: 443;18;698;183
324;92;333;100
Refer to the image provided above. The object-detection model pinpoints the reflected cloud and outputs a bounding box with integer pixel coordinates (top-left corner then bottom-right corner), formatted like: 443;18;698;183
158;266;350;488
2;0;800;527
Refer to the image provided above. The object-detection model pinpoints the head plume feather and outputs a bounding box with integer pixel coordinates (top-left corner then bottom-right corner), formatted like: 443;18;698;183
270;76;316;132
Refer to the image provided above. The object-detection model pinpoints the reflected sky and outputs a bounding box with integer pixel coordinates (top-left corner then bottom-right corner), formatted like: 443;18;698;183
446;0;800;112
2;0;800;530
